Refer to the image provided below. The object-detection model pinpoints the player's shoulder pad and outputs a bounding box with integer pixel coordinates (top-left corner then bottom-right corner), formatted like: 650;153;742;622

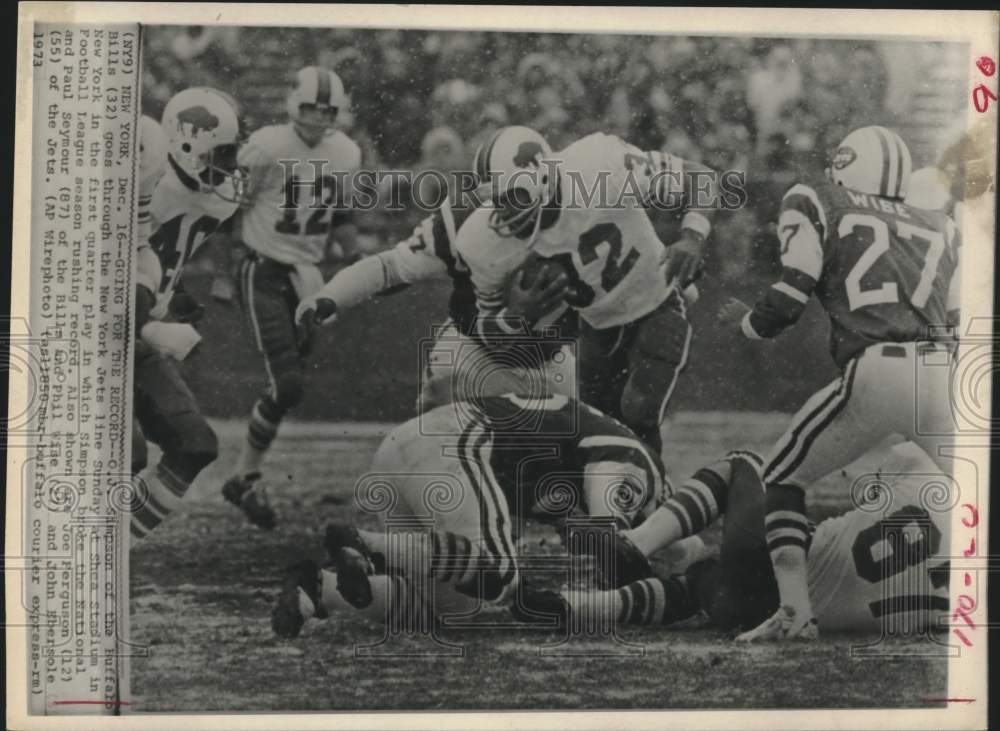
324;130;363;169
454;207;499;262
560;132;623;172
239;125;287;167
781;180;829;234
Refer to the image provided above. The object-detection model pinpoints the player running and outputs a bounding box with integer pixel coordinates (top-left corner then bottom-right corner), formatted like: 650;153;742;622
518;449;951;635
130;89;246;544
271;393;668;638
463;125;717;457
222;67;363;529
294;193;578;415
718;126;960;640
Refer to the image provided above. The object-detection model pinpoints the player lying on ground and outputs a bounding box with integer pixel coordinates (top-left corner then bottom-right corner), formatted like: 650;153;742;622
129;89;245;545
464;125;716;457
717;126;960;640
271;393;686;638
223;66;362;529
516;448;950;635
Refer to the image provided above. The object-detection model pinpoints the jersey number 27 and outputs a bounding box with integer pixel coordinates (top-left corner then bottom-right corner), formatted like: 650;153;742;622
840;213;949;312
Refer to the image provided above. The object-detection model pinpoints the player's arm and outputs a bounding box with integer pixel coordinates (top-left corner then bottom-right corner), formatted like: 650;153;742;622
471;261;569;346
622;140;716;286
327;139;363;260
729;184;826;339
945;217;962;332
236;136;276;209
294;207;452;341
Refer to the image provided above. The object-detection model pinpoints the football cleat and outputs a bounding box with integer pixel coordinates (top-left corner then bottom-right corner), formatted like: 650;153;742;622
333;547;374;609
222;473;277;530
595;531;655;590
272;559;327;639
735;605;819;642
510;587;571;626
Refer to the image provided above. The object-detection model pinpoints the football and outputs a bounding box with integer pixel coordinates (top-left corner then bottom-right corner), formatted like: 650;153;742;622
517;253;569;289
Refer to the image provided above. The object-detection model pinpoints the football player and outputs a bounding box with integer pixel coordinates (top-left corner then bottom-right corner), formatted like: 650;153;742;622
717;126;960;640
294;193;578;414
462;125;717;457
223;67;362;529
270;392;668;638
518;449;951;635
130;89;246;544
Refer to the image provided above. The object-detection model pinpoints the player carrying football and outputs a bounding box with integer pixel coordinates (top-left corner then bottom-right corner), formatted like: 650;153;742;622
130;88;246;544
222;67;362;529
718;126;960;640
271;393;668;638
294;191;578;414
462;126;717;457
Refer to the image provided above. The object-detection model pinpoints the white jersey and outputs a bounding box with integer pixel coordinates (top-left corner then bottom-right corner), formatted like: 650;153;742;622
534;133;685;328
239;124;361;265
459;133;686;330
808;481;950;633
147;162;239;319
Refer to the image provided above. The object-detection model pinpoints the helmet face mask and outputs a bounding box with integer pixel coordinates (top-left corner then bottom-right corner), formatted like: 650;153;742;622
198;143;248;204
287;67;348;143
489;184;546;239
475;125;555;245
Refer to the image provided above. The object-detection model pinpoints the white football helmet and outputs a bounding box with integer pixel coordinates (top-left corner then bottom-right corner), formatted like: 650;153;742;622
138;115;168;188
161;87;245;203
473;125;555;243
829;126;912;201
287;66;348;134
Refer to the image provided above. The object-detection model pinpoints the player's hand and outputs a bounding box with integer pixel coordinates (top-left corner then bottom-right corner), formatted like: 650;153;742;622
168;291;206;324
718;297;752;329
295;296;338;353
506;262;569;326
664;231;705;288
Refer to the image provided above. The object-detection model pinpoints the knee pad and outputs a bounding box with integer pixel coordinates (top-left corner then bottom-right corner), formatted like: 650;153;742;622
163;412;219;482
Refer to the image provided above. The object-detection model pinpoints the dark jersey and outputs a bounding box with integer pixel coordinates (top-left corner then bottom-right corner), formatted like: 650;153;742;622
465;394;664;523
746;180;960;368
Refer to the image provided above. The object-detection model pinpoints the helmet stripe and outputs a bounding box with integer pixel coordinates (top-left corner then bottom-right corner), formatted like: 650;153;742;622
874;126;892;197
892;134;907;199
315;67;331;107
476;128;503;183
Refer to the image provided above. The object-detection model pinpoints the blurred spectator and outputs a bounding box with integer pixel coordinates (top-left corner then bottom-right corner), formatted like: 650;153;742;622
748;43;802;155
143;27;897;276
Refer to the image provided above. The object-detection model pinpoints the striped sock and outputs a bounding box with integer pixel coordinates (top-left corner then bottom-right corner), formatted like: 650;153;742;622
764;483;812;611
130;462;190;545
614;576;699;625
663;466;730;538
247;396;283;451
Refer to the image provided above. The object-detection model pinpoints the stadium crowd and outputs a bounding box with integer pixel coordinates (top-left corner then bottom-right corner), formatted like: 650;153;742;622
142;26;896;276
